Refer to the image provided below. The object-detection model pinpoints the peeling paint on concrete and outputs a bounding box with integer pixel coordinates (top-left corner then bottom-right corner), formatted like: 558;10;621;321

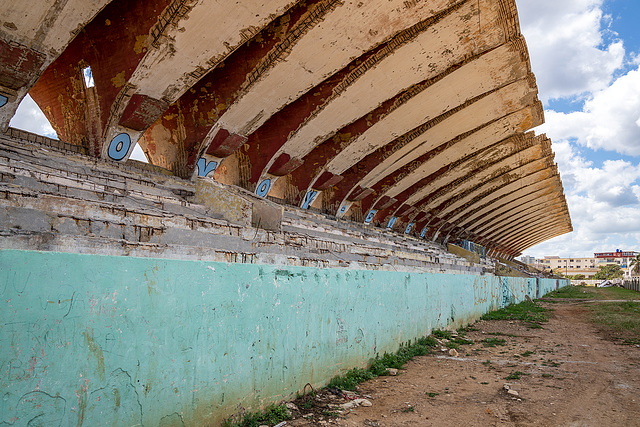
0;249;566;425
1;0;571;257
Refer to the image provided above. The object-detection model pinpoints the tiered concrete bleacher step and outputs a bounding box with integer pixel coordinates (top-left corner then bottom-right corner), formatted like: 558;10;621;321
1;129;485;274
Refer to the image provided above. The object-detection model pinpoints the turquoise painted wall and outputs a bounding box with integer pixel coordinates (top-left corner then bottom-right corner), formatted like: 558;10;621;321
0;250;564;425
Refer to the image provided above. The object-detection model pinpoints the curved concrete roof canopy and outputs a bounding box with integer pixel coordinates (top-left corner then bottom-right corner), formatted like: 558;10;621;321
0;0;572;258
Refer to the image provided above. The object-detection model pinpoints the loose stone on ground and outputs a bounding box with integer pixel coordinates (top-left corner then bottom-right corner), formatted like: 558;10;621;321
288;301;640;426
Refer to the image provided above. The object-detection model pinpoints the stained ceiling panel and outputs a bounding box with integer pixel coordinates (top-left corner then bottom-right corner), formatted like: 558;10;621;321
0;0;572;257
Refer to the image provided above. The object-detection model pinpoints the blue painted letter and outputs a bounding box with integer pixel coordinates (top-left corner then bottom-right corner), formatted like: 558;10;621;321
197;158;218;177
256;179;272;197
108;133;131;161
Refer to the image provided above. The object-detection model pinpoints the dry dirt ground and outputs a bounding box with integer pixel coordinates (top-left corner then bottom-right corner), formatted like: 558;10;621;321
287;301;640;427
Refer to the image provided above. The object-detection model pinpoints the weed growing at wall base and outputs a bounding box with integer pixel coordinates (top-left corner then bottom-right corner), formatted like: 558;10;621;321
481;300;550;328
330;336;440;390
221;403;291;427
431;329;452;339
223;335;442;426
327;367;375;390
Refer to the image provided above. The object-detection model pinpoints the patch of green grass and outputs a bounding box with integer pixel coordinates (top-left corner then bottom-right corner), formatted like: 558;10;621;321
425;392;439;398
301;400;313;410
482;360;492;366
590;301;640;344
402;406;415;413
542;373;554;378
505;371;528;380
330;336;439;390
486;332;517;337
322;410;340;417
443;336;474;349
481;300;550;328
548;285;640;301
328;367;374;390
482;337;506;347
432;329;453;339
370;336;439;375
480;382;489;385
222;403;292;427
521;351;535;357
601;287;640;300
547;285;601;299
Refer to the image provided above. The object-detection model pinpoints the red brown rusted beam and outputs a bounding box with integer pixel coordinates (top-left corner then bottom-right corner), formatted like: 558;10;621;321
137;1;320;177
30;0;173;156
367;132;544;227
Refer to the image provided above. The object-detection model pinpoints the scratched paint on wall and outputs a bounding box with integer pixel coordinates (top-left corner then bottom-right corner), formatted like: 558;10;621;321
0;250;565;425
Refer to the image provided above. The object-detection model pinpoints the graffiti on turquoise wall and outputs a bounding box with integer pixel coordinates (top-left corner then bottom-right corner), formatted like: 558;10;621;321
0;250;563;425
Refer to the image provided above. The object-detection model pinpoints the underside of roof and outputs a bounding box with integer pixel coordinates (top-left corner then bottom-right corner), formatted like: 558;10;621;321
0;0;572;257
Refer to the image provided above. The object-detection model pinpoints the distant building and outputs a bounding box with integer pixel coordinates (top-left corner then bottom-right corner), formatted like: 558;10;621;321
593;250;638;269
519;255;536;265
539;256;599;277
538;250;639;278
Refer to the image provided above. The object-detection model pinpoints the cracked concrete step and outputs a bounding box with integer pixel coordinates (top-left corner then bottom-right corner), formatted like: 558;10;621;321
1;131;482;273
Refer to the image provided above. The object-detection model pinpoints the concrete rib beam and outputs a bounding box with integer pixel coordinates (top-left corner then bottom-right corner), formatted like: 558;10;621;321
495;216;572;248
426;158;556;223
287;38;534;207
370;133;548;227
0;0;113;131
476;198;568;240
443;171;561;227
487;205;570;243
407;139;552;212
467;186;566;234
273;0;511;169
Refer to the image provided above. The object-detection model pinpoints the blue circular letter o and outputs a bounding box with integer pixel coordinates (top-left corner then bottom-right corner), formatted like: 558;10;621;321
108;133;131;161
256;179;271;197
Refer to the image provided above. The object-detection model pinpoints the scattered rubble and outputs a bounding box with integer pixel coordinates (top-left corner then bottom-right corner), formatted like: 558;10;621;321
286;402;298;411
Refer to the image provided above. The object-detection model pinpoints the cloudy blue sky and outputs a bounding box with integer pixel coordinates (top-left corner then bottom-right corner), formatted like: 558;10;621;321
9;0;640;259
514;0;640;258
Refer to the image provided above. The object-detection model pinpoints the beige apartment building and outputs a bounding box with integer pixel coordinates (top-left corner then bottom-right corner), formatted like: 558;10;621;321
537;250;638;277
539;257;599;277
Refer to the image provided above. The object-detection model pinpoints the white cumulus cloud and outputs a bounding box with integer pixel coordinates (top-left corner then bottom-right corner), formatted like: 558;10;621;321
525;141;640;258
542;68;640;156
517;0;625;102
515;0;640;259
9;94;58;139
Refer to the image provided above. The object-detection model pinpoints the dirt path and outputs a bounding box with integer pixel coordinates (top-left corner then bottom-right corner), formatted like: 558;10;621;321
289;301;640;426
